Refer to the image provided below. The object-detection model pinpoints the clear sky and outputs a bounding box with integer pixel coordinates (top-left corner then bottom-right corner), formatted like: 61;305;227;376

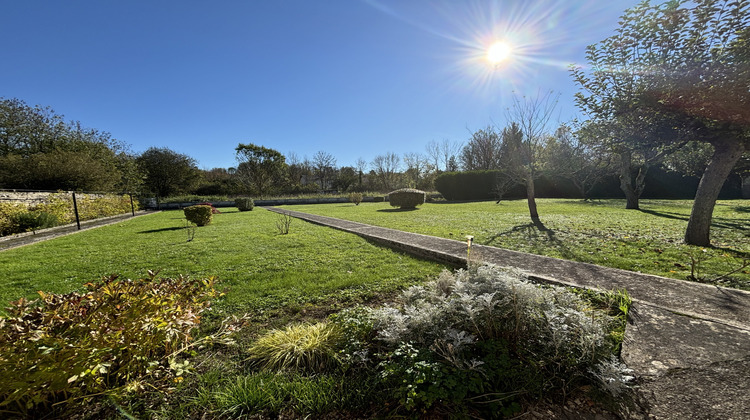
3;0;640;170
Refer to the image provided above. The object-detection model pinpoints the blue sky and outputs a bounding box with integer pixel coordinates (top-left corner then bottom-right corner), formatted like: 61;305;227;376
3;0;639;169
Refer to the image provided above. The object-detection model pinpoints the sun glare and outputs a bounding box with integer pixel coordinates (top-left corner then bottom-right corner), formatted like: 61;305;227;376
487;41;512;64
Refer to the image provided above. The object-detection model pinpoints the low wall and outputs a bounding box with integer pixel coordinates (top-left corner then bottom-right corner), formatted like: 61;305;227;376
0;190;113;207
0;191;52;206
147;196;383;209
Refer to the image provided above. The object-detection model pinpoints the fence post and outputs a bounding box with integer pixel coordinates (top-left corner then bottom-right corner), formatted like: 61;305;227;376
72;192;81;230
129;194;135;216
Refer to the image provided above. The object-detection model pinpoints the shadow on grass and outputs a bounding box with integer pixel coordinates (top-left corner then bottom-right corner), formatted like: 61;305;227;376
376;208;420;213
733;206;750;213
638;208;688;222
138;227;185;234
485;218;577;260
640;209;749;232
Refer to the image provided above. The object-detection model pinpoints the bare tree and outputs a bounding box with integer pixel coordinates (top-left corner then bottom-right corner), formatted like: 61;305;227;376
371;152;401;191
355;157;368;188
506;91;559;220
425;140;441;171
286;151;312;189
312;151;337;190
440;139;463;172
460;127;502;170
403;152;434;189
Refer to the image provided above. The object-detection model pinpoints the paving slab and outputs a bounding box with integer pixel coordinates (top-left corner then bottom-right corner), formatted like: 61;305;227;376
266;207;750;419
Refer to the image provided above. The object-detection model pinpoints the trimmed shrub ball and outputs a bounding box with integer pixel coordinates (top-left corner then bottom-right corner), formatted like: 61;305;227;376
388;188;426;209
235;197;255;212
184;205;213;226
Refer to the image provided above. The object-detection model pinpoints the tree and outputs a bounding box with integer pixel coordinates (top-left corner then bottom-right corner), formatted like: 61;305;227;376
546;124;611;199
506;91;559;220
0;97;67;157
355;157;368;189
312;151;337;190
425;140;441;171
403;152;435;189
137;147;199;202
285;152;314;193
573;0;750;245
335;166;358;192
0;97;135;191
371;152;401;191
235;143;287;196
460;127;502;171
194;167;242;196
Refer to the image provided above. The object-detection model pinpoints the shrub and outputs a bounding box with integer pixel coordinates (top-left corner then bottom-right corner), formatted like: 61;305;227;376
434;170;512;201
330;264;631;415
184;205;213;226
76;194;138;220
387;188;425;209
248;323;344;372
11;211;59;232
235;197;255;211
0;202;29;236
0;273;225;417
32;192;73;224
372;196;385;203
348;193;363;206
30;192;138;225
197;202;222;214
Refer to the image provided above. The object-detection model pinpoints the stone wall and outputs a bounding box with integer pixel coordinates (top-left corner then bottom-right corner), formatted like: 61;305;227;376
0;191;54;207
0;191;110;207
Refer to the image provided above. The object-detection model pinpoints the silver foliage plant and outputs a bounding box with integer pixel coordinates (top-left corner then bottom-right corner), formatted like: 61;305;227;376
360;264;633;394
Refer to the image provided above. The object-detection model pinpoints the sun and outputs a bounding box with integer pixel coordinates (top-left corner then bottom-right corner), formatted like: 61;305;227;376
487;41;512;64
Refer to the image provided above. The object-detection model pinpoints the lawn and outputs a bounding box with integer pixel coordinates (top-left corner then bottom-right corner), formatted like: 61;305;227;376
0;208;445;315
0;204;635;418
282;199;750;290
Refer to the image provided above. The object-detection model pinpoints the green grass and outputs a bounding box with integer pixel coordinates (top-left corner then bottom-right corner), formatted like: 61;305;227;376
0;208;445;315
0;204;643;418
282;199;750;289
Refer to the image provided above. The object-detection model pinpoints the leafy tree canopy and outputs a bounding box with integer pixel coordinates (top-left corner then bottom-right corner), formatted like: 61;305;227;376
572;0;750;245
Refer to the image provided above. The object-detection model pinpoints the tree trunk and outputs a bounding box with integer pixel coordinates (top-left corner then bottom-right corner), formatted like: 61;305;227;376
526;170;539;219
685;138;745;246
618;151;649;209
742;175;750;199
618;152;639;209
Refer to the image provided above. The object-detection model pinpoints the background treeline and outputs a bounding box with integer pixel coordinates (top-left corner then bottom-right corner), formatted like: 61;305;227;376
2;97;748;201
435;168;743;202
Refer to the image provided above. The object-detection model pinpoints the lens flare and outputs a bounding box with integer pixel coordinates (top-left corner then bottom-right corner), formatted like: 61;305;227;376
487;41;512;64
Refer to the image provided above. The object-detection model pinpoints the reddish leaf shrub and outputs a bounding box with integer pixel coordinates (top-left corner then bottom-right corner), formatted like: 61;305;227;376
0;273;224;417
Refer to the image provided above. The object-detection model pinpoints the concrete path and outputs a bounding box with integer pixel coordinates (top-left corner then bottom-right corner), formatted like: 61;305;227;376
0;211;153;252
266;207;750;420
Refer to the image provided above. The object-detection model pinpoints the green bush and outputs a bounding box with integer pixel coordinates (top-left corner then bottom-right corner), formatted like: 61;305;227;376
387;188;425;209
372;196;385;203
0;274;224;417
330;264;632;415
0;202;29;236
11;211;59;232
348;193;363;206
434;170;507;201
235;197;255;211
184;204;213;226
248;323;343;373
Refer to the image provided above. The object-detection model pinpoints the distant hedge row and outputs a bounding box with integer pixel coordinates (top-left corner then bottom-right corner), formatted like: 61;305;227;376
435;170;743;201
